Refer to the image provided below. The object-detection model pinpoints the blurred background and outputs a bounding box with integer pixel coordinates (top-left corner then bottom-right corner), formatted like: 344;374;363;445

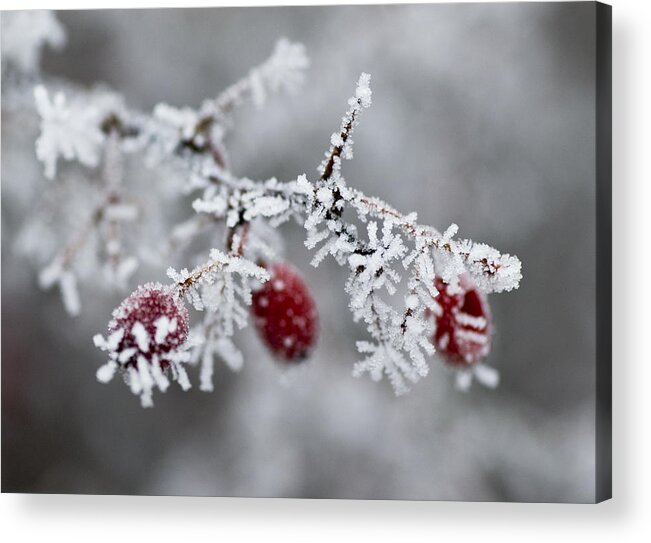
2;2;597;501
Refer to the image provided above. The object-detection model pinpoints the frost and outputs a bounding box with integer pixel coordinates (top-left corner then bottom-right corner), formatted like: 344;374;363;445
59;270;81;317
355;72;373;108
5;19;522;404
196;38;309;126
243;195;290;220
96;360;117;384
34;86;105;179
94;325;193;407
455;364;500;391
262;38;310;96
168;250;269;392
104;203;138;222
38;260;81;316
153;103;199;140
155;316;178;345
131;322;150;353
300;74;520;393
1;11;66;74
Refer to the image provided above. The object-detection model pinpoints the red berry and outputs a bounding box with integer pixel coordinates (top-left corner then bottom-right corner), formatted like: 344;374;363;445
109;282;189;369
430;274;492;367
251;262;319;362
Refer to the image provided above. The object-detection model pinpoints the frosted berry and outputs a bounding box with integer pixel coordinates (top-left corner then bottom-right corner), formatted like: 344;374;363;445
251;262;319;362
430;274;492;367
108;282;189;369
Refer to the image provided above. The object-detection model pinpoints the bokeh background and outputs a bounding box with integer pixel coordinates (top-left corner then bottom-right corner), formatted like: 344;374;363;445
2;3;597;501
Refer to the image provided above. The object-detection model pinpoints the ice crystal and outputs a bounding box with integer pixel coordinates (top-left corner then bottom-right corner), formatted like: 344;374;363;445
168;250;269;392
34;86;106;179
301;74;521;393
1;11;66;74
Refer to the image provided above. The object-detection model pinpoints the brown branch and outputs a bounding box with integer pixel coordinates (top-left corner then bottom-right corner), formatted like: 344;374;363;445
59;204;105;269
320;100;361;181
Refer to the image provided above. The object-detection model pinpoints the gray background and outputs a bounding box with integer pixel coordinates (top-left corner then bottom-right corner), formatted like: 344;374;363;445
2;2;597;501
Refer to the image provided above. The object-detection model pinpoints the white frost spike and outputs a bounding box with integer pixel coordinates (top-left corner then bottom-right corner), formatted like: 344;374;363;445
149;356;170;392
118;348;137;364
137;355;155;408
173;362;192;391
131;322;150;353
38;260;81;315
93;328;124;352
455;371;473;392
454;364;500;391
59;271;81;316
34;86;105;179
355;72;372;108
474;364;500;388
442;223;459;241
199;346;215;393
181;249;268;391
96;361;117;384
38;260;62;289
215;337;244;372
154;316;177;345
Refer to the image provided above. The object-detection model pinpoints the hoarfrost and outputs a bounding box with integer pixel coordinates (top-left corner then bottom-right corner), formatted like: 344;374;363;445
1;10;66;73
34;86;105;179
6;17;522;404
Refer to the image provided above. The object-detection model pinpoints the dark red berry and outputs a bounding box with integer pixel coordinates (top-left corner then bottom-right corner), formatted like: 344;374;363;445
430;273;492;367
109;282;189;369
251;262;319;362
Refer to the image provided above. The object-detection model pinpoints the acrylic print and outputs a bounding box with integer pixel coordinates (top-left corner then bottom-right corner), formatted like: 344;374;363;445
1;3;611;502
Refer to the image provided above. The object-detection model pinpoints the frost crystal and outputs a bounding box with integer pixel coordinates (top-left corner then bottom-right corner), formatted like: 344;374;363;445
301;74;521;394
34;86;105;179
1;11;66;73
168;250;269;392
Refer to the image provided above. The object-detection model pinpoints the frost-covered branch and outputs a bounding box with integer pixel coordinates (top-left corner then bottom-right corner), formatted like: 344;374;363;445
3;12;522;405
